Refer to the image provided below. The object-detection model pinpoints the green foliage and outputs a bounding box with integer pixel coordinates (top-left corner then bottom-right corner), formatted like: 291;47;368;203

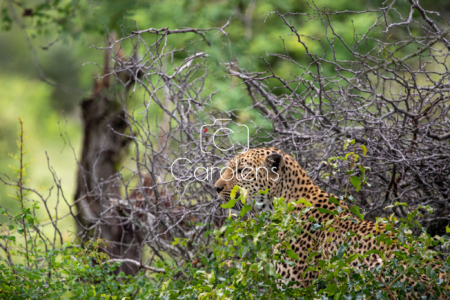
1;123;449;299
2;189;449;299
141;189;450;299
322;139;370;196
0;119;135;299
0;240;126;299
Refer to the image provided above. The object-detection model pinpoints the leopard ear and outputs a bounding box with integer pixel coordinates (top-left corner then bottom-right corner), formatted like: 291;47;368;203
265;153;285;172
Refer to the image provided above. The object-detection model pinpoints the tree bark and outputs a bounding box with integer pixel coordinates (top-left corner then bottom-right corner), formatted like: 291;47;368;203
74;91;140;275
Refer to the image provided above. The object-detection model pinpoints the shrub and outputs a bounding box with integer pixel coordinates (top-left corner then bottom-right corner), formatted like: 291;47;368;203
1;124;449;299
146;192;450;299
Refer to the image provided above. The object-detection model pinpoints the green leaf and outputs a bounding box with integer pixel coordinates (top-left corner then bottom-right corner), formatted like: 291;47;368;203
207;270;216;283
365;249;380;256
350;176;361;192
345;152;359;162
230;185;240;200
241;245;250;257
239;204;252;217
298;198;312;207
384;202;408;210
317;208;333;214
343;139;355;150
250;263;260;272
0;208;5;214
446;226;450;233
329;196;339;205
358;165;366;176
311;223;322;231
399;230;405;245
349;205;364;222
426;264;432;278
286;250;299;261
267;263;276;276
324;282;338;294
408;255;420;268
220;199;237;209
336;245;347;259
360;145;367;156
257;188;269;195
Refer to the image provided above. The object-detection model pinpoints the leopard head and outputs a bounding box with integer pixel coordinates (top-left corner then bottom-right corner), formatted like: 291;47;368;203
214;147;286;213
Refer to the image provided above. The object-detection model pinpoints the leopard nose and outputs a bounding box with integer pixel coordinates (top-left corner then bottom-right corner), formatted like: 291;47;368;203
215;186;224;194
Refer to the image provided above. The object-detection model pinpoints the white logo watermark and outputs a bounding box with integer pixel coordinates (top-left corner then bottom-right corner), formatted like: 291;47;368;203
171;157;279;182
200;119;249;154
171;119;277;182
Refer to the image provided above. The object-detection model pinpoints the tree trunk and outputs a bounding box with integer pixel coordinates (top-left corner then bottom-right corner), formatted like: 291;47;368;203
74;91;140;275
74;39;143;275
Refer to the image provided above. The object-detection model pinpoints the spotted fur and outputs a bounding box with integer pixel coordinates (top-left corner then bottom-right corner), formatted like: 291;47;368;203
214;147;444;296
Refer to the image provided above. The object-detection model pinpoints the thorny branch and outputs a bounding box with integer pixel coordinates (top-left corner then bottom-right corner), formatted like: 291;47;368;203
1;0;450;279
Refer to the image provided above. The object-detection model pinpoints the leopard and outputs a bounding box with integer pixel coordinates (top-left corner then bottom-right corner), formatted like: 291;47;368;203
214;147;445;297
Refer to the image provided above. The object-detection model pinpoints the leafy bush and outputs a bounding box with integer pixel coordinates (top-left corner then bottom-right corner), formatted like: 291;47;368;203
1;125;449;299
0;120;141;299
2;189;449;299
145;140;450;299
147;193;450;299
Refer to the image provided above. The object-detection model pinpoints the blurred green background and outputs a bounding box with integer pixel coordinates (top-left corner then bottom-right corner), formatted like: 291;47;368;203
1;0;450;241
